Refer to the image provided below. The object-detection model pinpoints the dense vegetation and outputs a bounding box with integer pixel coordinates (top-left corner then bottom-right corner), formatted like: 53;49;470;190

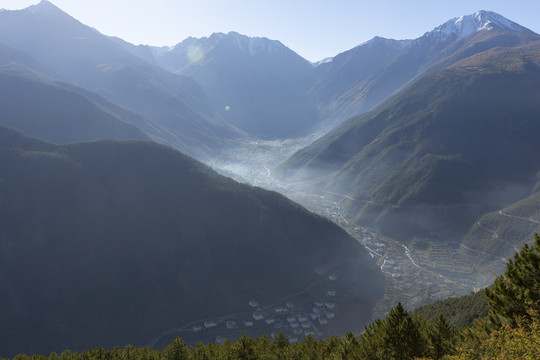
4;235;538;359
413;290;489;329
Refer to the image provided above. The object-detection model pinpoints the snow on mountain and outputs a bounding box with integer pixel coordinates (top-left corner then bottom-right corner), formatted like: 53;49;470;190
312;57;333;67
172;31;289;57
425;10;534;42
359;36;413;50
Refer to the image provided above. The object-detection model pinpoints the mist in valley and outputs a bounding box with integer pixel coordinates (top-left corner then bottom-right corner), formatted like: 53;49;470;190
205;126;488;315
3;2;540;355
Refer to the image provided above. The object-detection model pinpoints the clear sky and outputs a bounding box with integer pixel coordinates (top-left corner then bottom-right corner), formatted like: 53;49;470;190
1;0;539;62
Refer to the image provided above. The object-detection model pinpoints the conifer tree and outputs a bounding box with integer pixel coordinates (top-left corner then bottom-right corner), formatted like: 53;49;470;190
358;303;426;360
485;233;540;326
358;319;385;360
161;338;188;360
427;314;455;359
231;335;256;360
338;332;360;359
382;302;425;360
189;343;211;360
296;334;319;360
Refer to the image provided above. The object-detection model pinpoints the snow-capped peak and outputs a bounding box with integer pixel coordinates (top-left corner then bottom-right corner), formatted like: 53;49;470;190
358;36;413;50
174;31;287;57
219;31;286;56
312;57;333;67
425;10;533;42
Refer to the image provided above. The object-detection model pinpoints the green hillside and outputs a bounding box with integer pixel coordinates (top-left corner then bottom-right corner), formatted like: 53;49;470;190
413;289;489;329
0;69;150;143
278;46;540;243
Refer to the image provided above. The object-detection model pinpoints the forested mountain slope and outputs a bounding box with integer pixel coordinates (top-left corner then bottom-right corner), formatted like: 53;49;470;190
0;125;382;356
0;69;150;143
278;43;540;244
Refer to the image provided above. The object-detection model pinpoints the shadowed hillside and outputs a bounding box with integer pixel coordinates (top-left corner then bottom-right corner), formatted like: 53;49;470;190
0;125;383;356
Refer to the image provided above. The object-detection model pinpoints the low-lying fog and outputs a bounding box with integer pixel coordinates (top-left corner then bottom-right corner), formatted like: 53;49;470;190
206;131;501;313
207;131;323;194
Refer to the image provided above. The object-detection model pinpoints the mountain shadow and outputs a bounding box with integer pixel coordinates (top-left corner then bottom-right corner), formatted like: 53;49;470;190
0;125;383;356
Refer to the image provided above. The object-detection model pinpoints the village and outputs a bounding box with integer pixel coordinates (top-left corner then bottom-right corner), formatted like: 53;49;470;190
177;273;339;345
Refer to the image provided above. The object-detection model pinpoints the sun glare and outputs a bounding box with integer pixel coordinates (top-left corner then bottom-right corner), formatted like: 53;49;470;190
187;45;204;63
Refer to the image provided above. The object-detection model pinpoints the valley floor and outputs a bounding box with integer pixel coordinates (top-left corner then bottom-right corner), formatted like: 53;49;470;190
206;135;513;320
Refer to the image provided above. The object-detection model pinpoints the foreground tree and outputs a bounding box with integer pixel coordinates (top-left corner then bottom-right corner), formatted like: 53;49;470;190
426;314;455;359
485;233;540;326
161;338;188;360
450;307;540;360
483;307;540;359
358;302;425;360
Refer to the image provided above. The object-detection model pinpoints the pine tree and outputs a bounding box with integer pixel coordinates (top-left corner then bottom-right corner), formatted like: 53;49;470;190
382;302;425;360
338;332;360;359
231;335;256;360
189;343;211;360
485;233;540;326
427;314;455;359
358;303;426;360
296;334;319;360
161;338;189;360
358;319;385;360
272;332;289;349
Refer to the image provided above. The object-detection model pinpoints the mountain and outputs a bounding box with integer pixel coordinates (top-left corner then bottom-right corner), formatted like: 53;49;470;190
424;10;533;41
312;57;333;67
309;36;412;123
277;41;540;244
0;42;53;76
311;11;538;123
459;187;540;281
0;69;154;143
140;32;319;138
0;1;244;159
0;125;383;356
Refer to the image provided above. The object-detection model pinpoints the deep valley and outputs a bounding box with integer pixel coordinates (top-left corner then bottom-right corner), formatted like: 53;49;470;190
1;2;540;358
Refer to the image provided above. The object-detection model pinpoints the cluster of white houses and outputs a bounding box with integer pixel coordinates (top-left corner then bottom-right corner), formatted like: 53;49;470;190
247;298;336;338
191;288;338;344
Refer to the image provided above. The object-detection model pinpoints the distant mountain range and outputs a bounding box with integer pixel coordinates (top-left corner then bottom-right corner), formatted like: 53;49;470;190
0;0;243;159
309;10;537;122
116;31;319;138
1;3;537;152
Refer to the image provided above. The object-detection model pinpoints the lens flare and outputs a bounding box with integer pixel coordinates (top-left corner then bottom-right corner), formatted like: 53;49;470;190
187;45;204;63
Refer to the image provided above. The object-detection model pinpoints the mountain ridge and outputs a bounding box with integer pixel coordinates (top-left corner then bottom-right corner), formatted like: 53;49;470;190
278;44;540;244
0;0;245;159
147;30;319;138
309;10;538;124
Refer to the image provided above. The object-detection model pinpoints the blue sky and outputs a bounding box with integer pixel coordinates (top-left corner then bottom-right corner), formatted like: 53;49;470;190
1;0;539;61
